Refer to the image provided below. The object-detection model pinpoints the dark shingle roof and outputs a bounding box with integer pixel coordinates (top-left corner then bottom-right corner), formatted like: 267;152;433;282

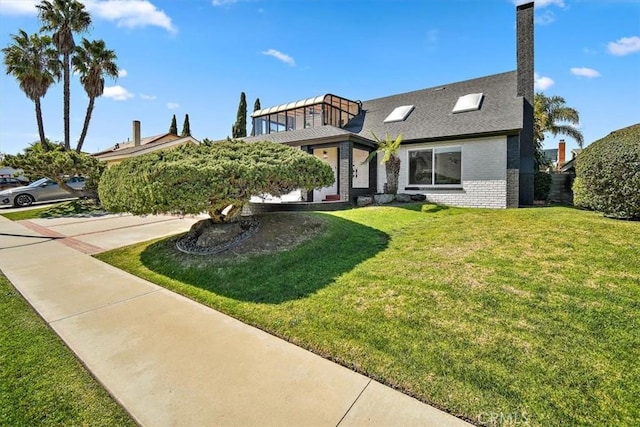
347;71;523;142
241;125;360;145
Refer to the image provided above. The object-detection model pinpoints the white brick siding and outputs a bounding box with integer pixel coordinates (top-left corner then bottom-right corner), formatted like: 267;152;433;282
377;135;509;208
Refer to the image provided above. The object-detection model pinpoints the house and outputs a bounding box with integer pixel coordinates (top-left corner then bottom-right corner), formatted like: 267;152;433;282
242;2;535;208
543;140;567;171
93;120;199;166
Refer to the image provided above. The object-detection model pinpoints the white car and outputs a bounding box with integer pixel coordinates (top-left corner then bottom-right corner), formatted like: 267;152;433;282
0;177;86;207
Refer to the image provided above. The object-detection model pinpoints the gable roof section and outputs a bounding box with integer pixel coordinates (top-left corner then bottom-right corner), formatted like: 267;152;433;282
347;71;523;142
94;135;199;160
92;133;172;157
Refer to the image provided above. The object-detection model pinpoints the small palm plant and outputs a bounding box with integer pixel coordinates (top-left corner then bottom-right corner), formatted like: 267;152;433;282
364;132;403;195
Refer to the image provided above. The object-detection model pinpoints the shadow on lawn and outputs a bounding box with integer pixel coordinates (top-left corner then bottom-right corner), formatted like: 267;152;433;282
139;214;389;304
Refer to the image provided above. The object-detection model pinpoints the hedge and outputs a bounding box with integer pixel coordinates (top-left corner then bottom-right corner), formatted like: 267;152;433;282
573;124;640;219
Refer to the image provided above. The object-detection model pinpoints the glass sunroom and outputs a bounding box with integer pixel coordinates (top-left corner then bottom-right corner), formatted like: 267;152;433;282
252;94;361;136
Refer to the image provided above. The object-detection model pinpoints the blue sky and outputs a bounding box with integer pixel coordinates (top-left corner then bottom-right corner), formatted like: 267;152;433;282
0;0;638;156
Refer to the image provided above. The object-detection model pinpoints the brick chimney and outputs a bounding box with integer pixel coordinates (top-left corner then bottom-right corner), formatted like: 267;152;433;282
517;1;534;205
133;120;141;147
558;139;566;167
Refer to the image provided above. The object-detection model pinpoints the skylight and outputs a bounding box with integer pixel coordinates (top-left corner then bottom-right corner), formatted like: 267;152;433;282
452;93;484;113
384;105;415;123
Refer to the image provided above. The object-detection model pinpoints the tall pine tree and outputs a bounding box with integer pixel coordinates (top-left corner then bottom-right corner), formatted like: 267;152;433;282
181;113;191;136
169;114;178;135
232;92;247;138
251;97;261;136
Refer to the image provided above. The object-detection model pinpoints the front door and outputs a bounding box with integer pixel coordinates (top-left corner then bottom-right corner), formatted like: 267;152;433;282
352;148;370;188
313;147;338;201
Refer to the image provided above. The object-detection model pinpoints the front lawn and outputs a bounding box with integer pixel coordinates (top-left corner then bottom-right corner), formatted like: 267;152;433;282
0;272;134;426
96;205;640;426
0;199;102;221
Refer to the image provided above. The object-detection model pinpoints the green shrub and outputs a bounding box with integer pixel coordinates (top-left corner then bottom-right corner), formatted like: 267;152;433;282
99;140;334;222
534;171;552;201
573;124;640;219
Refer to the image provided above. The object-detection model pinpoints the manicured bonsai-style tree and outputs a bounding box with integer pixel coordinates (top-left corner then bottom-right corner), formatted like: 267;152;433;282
99;140;335;222
3;144;105;200
573;123;640;219
365;132;402;195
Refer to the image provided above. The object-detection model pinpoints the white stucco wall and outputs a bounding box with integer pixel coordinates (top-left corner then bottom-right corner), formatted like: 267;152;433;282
377;135;508;208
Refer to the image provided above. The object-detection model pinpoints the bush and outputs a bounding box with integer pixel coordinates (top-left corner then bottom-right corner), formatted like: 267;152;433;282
534;171;552;201
99;140;334;222
573;124;640;219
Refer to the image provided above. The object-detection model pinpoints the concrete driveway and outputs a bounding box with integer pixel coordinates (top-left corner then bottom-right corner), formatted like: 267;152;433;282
5;211;208;254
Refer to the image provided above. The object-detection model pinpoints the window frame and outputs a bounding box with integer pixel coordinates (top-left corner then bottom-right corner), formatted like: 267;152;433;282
406;145;463;187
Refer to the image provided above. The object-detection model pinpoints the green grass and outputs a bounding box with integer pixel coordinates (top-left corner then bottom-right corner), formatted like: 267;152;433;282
0;204;64;221
0;272;134;426
95;204;640;426
1;199;102;221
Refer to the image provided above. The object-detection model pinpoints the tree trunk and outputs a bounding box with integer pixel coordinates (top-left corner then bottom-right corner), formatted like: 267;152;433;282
34;98;48;152
76;96;95;153
63;51;71;150
385;155;401;195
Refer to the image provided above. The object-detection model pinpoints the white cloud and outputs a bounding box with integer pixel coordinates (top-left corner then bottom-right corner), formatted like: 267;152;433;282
103;85;134;101
167;102;180;109
533;0;564;7
261;49;296;66
0;1;176;33
84;0;176;33
118;69;128;77
535;10;555;25
140;93;157;100
212;0;238;5
0;0;38;15
607;36;640;56
514;0;564;8
534;72;554;90
570;67;601;78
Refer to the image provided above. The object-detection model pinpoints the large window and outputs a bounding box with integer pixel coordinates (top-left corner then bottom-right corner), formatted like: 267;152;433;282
408;147;462;185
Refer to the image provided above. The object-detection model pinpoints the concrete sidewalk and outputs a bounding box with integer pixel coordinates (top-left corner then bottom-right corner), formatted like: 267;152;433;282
0;215;471;426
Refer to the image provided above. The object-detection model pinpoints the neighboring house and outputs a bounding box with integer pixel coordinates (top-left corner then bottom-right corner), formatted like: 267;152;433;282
242;2;535;208
93;120;199;166
559;149;582;174
543;139;567;171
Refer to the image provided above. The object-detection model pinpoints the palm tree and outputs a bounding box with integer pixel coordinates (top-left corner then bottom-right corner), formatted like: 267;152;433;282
72;38;118;153
534;93;584;168
37;0;91;151
24;139;61;153
365;132;403;194
2;30;60;152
